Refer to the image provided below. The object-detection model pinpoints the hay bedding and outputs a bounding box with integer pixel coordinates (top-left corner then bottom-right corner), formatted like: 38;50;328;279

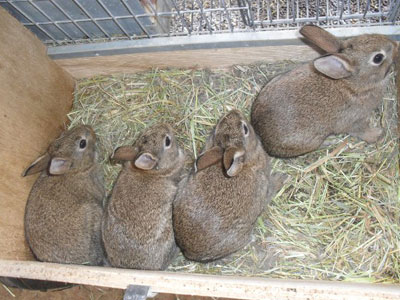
68;61;399;283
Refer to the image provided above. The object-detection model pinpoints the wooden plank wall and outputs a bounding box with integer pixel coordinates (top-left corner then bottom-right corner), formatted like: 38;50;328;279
1;261;400;300
55;45;319;79
0;7;75;260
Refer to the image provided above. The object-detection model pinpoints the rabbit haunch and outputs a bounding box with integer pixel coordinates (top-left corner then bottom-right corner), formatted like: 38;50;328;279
102;123;185;270
251;25;399;158
173;110;287;263
23;125;105;265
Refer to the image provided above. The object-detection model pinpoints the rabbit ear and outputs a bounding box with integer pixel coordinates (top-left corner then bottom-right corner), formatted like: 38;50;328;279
134;153;158;170
196;146;223;172
313;54;353;79
49;157;72;175
110;146;137;164
300;25;341;53
223;146;245;177
22;153;51;177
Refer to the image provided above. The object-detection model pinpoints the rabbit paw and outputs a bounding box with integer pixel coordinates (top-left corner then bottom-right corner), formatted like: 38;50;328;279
350;126;383;144
271;173;290;192
360;127;384;144
266;173;290;204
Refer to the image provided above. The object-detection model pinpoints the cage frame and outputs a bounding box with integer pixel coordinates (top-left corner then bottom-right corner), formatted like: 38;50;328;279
1;260;400;300
1;0;400;47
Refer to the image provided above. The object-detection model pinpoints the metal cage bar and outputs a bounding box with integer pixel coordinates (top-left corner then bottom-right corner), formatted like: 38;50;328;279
27;0;74;42
48;0;93;42
142;0;169;34
121;0;152;38
221;0;234;32
71;0;111;38
195;0;213;33
389;0;400;22
3;0;60;44
0;0;399;46
96;0;133;39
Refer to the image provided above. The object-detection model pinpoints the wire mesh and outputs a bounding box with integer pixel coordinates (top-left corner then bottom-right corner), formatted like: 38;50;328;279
0;0;399;46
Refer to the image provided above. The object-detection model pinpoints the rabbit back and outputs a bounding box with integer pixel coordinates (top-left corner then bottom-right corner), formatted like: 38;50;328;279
173;151;270;262
251;27;398;158
25;167;105;265
103;167;178;270
252;62;387;158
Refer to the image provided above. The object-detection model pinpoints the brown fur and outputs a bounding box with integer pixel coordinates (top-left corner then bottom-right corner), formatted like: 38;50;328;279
173;110;286;262
251;25;399;158
102;124;185;270
24;125;105;265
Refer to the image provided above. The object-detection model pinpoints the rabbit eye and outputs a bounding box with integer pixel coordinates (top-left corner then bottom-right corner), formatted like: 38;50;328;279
372;53;384;65
242;123;249;136
165;135;171;148
79;139;87;149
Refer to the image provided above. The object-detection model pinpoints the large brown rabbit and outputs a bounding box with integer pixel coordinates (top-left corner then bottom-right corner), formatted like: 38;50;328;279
24;125;105;266
251;25;399;158
173;110;286;262
102;123;185;270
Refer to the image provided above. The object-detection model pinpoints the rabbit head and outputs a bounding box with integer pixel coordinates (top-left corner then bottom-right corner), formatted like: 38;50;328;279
111;123;184;175
196;109;257;177
300;25;399;84
23;125;97;176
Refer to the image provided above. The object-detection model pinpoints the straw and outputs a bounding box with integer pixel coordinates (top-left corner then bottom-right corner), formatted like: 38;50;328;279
69;61;399;282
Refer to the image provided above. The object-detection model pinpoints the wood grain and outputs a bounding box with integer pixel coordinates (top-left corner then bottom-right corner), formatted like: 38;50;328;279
0;284;124;300
54;45;319;79
0;7;75;261
1;260;400;300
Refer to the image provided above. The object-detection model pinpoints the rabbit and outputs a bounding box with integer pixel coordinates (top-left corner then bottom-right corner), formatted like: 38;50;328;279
23;125;105;266
102;123;185;270
251;24;399;158
173;109;287;262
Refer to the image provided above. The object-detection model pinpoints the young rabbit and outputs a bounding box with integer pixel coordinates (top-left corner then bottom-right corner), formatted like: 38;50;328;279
102;123;185;270
251;25;399;158
173;110;286;262
23;125;105;266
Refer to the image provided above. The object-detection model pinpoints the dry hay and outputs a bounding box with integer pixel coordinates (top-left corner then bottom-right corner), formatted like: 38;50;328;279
68;61;399;283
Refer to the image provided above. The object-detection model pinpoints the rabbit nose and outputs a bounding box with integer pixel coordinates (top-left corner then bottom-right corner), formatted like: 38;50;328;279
230;140;245;149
